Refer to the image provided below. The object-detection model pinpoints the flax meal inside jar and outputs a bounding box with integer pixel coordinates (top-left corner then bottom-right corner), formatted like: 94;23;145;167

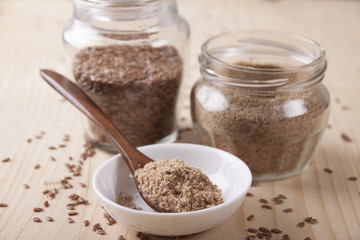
73;45;183;147
191;62;330;177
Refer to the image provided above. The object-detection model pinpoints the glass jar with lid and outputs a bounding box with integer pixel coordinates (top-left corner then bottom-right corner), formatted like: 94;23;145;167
191;31;330;181
63;0;190;152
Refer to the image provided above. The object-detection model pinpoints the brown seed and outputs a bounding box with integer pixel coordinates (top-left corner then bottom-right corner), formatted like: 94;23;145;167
275;199;284;205
33;217;42;223
256;232;264;239
59;144;67;148
47;192;55;199
50;156;56;162
304;217;313;222
347;176;358;181
48;146;57;150
309;218;319;224
83;219;90;226
259;227;270;234
283;208;293;213
79;182;86;188
247;228;258;233
304;237;311;240
66;217;74;223
46;216;54;222
44;200;49;208
34;164;40;169
324;168;333;174
296;222;305;228
118;235;126;240
341;133;352;142
259;198;268;204
261;204;273;210
282;234;290;240
136;232;149;240
246;236;256;240
246;192;254;197
277;194;287;199
68;211;78;216
42;189;50;195
33;207;44;212
27;138;32;143
23;184;30;189
246;214;254;221
2;158;10;163
73;172;81;177
93;223;101;231
0;203;8;207
271;228;282;234
96;228;106;235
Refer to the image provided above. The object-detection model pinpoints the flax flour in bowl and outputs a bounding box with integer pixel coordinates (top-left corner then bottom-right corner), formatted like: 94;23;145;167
92;143;252;236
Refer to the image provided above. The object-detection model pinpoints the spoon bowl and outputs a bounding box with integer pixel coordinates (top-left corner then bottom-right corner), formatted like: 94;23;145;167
93;143;252;236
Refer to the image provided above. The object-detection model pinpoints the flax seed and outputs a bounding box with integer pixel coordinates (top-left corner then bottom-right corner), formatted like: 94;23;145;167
46;217;54;222
271;228;282;234
23;184;30;189
347;176;358;181
341;133;352;142
34;164;40;169
2;158;10;163
0;203;8;207
259;198;268;204
33;208;44;212
283;208;293;213
83;219;90;226
296;222;305;228
33;217;42;223
246;214;254;221
324;168;333;173
66;217;75;223
68;212;78;216
247;228;258;233
44;200;49;208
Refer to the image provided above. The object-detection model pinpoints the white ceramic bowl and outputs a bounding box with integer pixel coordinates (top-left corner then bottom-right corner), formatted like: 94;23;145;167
92;143;252;236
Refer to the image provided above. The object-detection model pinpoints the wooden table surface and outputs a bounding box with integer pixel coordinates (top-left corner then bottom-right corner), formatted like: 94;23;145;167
1;0;360;239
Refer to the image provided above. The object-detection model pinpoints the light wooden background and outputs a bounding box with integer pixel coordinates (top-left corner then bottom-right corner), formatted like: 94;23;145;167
0;0;359;239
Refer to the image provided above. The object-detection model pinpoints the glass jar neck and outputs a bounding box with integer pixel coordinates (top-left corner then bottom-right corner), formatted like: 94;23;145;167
72;0;178;31
199;31;327;94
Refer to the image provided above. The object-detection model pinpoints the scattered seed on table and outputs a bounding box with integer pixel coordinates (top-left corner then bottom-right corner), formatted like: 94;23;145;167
261;204;273;210
0;203;8;207
48;146;57;150
33;217;42;223
271;228;282;234
79;182;86;188
347;176;358;181
275;199;284;205
118;235;126;240
246;192;254;197
282;234;290;240
304;237;311;240
259;198;268;204
246;214;254;221
259;227;270;234
23;184;30;189
96;228;106;235
341;133;352;142
33;208;43;212
283;208;293;213
34;164;40;169
27;138;32;143
296;222;305;228
2;158;10;163
66;217;75;223
256;232;264;239
324;168;333;174
68;211;78;216
46;216;54;222
44;200;49;208
43;189;50;195
50;156;56;162
83;219;90;227
246;236;256;240
93;223;101;231
66;206;75;210
247;228;258;233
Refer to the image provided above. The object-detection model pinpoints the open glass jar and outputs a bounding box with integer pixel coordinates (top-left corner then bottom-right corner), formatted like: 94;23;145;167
63;0;190;152
191;31;330;181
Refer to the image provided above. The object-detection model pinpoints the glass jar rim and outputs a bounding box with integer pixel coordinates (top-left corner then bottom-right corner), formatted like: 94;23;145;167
199;31;327;91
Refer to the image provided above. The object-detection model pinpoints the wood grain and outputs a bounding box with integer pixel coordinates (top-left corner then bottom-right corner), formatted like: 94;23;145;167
1;0;359;239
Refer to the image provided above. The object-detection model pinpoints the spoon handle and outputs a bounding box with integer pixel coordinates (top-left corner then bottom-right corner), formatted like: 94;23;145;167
40;69;153;174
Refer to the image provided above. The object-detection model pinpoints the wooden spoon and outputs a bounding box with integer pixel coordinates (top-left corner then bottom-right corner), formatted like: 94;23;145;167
40;69;167;213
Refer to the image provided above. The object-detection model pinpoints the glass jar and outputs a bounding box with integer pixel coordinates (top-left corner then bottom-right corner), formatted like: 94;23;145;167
191;31;330;181
63;0;190;152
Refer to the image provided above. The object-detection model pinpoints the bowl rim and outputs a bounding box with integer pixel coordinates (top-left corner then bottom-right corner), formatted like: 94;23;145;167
92;143;252;217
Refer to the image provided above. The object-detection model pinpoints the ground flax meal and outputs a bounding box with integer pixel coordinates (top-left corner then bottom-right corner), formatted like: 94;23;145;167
134;158;223;212
73;45;183;148
191;63;330;179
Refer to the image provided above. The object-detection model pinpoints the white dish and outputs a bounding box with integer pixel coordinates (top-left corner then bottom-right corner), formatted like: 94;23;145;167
92;143;252;236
